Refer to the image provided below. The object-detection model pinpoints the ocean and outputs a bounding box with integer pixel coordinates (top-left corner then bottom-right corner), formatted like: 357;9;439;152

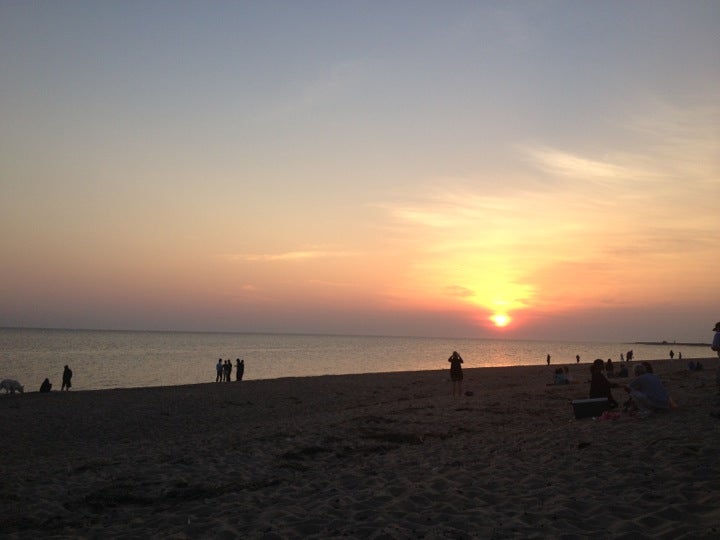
0;328;708;392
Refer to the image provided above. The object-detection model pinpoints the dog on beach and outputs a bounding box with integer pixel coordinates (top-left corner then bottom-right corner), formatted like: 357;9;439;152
0;379;24;394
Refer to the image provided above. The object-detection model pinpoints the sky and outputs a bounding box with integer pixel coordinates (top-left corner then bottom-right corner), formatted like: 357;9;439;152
1;1;719;343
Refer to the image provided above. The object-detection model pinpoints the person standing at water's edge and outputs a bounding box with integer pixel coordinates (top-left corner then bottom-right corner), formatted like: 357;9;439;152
61;365;72;391
448;351;464;397
546;354;551;366
236;358;244;381
215;359;223;382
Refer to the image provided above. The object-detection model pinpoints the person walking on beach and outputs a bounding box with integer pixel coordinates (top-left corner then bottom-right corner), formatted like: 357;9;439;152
236;358;244;381
448;351;464;397
216;359;223;382
61;365;72;391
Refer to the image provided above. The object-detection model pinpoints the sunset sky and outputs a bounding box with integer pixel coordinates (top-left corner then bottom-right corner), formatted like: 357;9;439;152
1;1;718;342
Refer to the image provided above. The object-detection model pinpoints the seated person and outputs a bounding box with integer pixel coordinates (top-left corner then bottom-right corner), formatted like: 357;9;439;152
624;364;670;415
590;359;619;408
617;364;629;378
549;367;567;385
39;378;52;392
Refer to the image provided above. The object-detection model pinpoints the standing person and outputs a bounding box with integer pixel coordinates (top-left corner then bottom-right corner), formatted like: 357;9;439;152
448;351;464;397
669;350;675;360
236;358;244;381
576;354;580;364
226;359;232;382
216;359;223;382
712;322;720;398
61;365;72;391
546;354;551;366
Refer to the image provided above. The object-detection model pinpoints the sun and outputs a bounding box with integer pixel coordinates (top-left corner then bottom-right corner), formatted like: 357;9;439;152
490;313;511;328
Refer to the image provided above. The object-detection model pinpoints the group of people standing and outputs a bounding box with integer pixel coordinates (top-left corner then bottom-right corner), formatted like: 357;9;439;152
216;358;244;382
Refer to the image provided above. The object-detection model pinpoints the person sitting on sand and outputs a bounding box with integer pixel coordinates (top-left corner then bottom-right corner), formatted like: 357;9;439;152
624;363;670;416
552;367;567;385
39;378;52;392
589;359;618;409
448;351;464;397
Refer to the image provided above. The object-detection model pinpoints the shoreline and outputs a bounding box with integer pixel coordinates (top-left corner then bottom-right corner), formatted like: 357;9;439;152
8;355;718;395
3;359;719;537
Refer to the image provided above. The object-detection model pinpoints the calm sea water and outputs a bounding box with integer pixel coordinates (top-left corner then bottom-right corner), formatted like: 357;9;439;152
0;328;709;392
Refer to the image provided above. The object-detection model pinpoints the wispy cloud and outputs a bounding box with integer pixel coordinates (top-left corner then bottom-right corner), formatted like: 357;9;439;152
229;249;357;262
522;145;646;182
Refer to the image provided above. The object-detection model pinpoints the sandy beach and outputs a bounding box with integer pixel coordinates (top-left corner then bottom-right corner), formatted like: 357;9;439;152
2;358;720;539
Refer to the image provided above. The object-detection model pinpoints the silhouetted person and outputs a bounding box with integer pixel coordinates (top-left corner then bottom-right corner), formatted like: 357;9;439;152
448;351;464;397
216;359;223;382
624;363;670;416
669;350;674;360
589;358;618;408
61;365;72;391
236;359;244;381
40;378;52;393
606;358;614;377
576;354;580;364
546;354;551;366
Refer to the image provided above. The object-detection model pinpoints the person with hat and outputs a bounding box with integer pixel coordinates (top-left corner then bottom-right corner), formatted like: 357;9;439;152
712;322;720;401
712;322;720;358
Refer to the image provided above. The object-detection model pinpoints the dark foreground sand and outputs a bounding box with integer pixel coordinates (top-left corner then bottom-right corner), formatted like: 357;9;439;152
2;359;720;539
